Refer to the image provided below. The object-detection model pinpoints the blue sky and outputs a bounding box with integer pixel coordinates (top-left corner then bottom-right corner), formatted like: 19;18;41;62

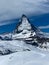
0;0;49;34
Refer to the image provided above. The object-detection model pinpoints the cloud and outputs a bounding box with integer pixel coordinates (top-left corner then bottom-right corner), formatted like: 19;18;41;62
0;0;49;25
39;25;49;29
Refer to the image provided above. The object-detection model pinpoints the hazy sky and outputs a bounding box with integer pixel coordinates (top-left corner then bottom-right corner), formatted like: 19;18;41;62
0;0;49;22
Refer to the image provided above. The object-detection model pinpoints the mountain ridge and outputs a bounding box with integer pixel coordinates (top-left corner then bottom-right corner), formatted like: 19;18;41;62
0;14;49;55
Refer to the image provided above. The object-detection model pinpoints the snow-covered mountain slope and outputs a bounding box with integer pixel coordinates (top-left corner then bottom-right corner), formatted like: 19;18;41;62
0;14;49;55
0;39;49;55
0;14;48;40
0;15;49;65
16;15;32;32
0;15;37;40
0;47;49;65
0;15;49;50
13;15;36;39
15;15;32;32
12;15;49;39
12;15;44;40
0;40;37;55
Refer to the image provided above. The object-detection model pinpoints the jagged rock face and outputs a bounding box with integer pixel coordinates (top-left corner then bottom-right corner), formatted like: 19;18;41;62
14;15;43;39
12;15;36;39
18;15;32;31
15;15;42;36
16;15;34;33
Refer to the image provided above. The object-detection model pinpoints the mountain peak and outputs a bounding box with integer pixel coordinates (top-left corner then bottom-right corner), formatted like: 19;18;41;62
14;15;43;36
15;14;33;33
14;14;41;34
22;14;27;18
21;14;29;23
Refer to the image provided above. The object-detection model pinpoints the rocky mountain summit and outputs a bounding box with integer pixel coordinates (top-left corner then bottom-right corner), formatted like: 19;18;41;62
0;15;49;55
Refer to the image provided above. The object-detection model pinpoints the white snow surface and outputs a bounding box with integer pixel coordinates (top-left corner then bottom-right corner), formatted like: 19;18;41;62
0;40;49;65
0;40;33;54
12;31;32;39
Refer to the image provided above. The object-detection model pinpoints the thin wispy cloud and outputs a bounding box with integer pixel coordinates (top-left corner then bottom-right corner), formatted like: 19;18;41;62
0;0;49;25
39;25;49;29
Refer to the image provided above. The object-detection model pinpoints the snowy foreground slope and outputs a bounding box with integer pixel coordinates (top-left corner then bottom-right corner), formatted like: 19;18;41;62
0;46;49;65
0;40;49;65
